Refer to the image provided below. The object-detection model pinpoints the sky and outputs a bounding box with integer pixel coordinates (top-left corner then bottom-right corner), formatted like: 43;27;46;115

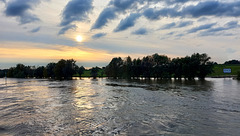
0;0;240;69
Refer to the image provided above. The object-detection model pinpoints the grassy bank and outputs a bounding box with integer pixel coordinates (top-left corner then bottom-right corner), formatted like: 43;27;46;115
209;64;240;77
73;69;106;77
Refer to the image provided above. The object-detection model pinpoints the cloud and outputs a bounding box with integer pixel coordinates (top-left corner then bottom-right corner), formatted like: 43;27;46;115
109;0;137;11
182;1;240;18
160;21;193;30
225;21;239;29
0;0;5;3
114;13;141;32
132;28;148;35
143;7;179;20
188;23;216;33
143;1;240;21
91;0;139;30
60;0;93;27
4;0;41;24
59;0;93;35
92;33;107;39
161;22;176;30
91;7;117;30
199;21;239;36
177;21;193;28
58;25;77;35
30;26;41;33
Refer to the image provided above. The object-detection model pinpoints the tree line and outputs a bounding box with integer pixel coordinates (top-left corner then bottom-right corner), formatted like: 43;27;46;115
105;53;214;80
1;53;239;80
3;59;102;79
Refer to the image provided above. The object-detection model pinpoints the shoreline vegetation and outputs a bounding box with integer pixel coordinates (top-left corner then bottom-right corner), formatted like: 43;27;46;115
0;53;240;80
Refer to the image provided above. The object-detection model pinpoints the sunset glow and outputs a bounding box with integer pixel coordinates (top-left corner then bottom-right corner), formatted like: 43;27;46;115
76;35;83;42
0;0;240;68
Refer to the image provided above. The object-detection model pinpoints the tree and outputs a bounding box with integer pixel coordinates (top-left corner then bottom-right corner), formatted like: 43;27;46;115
122;56;133;79
46;63;56;78
34;66;45;78
224;60;240;65
90;67;100;79
105;57;123;79
77;66;85;78
54;59;77;79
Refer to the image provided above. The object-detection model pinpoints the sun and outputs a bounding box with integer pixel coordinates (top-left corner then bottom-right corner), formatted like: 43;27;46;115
76;35;83;42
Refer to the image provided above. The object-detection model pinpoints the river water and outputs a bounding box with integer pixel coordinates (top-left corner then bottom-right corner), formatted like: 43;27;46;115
0;78;240;136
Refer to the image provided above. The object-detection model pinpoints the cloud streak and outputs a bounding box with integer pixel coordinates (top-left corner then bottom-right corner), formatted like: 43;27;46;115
59;0;93;35
92;33;107;39
30;26;41;33
188;23;216;33
58;25;77;35
114;13;141;32
91;7;117;30
132;28;148;35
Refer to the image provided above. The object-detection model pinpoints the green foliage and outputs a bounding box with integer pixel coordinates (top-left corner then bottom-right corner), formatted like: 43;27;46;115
209;64;240;77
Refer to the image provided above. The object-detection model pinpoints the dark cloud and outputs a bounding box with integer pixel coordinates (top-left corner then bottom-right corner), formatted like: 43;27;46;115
132;28;148;35
92;33;107;39
58;25;77;35
30;26;41;33
114;13;141;32
60;0;93;27
4;0;41;24
91;7;117;30
188;23;216;33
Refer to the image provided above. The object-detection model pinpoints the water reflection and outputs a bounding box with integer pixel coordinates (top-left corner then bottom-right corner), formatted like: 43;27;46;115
0;78;240;135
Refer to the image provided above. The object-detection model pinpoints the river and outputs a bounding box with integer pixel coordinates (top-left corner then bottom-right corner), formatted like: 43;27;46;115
0;78;240;136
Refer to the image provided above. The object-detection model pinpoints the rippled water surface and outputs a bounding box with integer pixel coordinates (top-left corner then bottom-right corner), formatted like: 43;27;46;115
0;78;240;136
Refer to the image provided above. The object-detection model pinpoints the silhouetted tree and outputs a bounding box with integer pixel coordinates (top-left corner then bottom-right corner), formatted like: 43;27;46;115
224;60;240;65
122;56;133;79
105;57;123;79
77;66;85;78
34;66;45;78
90;67;100;79
46;63;56;78
54;59;77;79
